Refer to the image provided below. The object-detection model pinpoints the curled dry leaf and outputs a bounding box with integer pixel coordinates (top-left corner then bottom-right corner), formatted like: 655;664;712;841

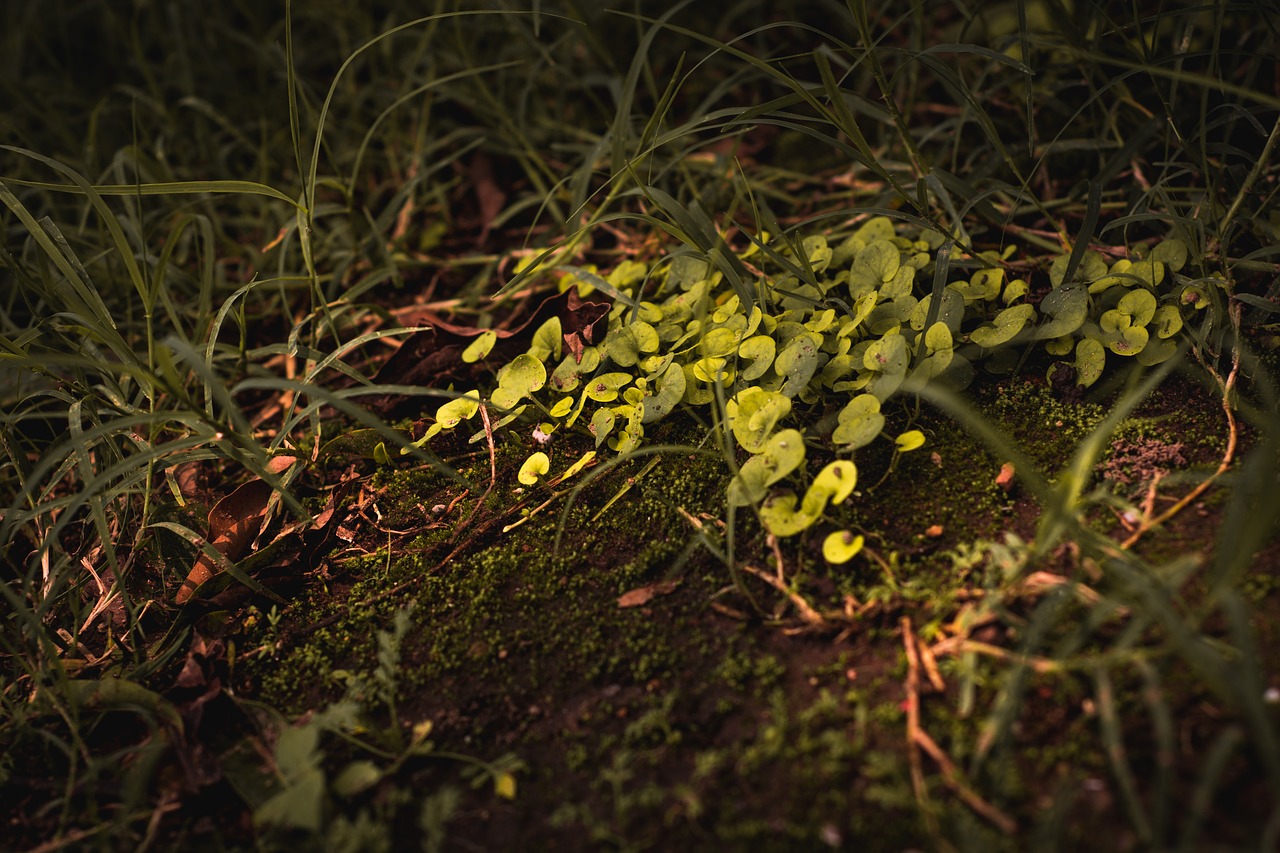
175;456;297;604
617;579;681;609
996;461;1017;492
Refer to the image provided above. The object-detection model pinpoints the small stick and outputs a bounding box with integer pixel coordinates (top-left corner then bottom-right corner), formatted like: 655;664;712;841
741;564;827;627
905;619;1018;837
451;403;497;543
1120;348;1239;550
901;617;949;848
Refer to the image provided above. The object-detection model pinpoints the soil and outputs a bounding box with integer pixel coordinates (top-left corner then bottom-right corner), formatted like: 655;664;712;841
189;362;1279;851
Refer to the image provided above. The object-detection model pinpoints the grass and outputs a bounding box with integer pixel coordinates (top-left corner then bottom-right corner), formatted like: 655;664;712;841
2;0;1280;848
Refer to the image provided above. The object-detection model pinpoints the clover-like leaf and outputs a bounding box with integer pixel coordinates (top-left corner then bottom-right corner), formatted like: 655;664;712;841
518;452;550;485
589;407;616;447
849;239;901;296
1050;250;1108;287
1036;284;1087;339
728;428;807;506
434;391;480;430
924;321;952;354
641;360;686;423
700;326;740;358
775;334;821;397
1002;278;1030;303
879;265;916;301
969;303;1035;348
1075;337;1106;387
529;316;563;362
1107;324;1149;356
860;239;901;282
692;356;733;385
760;429;807;487
1045;335;1074;356
1130;257;1165;287
583;371;633;403
1152;304;1183;338
462;330;497;363
832;393;885;448
802;234;833;272
727;387;791;453
806;460;858;510
758;493;818;537
895;430;925;452
823;530;865;564
737;334;777;381
1116;288;1157;327
492;353;547;410
1137;337;1178;366
1089;259;1133;294
550;346;601;393
1150;238;1188;272
953;268;1003;301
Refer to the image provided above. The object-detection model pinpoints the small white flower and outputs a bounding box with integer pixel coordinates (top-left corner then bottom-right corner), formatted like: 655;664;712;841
532;426;552;445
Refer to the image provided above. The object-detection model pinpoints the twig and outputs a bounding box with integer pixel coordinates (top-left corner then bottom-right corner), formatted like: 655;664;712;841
904;619;1018;837
931;636;1065;674
1120;344;1239;550
740;564;827;627
901;617;949;849
451;403;497;543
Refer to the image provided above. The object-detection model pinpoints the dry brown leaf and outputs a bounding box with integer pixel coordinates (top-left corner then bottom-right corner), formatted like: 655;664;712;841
175;456;297;604
617;579;681;609
995;461;1016;492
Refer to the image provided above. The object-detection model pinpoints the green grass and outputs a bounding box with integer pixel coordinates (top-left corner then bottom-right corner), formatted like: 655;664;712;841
2;0;1279;848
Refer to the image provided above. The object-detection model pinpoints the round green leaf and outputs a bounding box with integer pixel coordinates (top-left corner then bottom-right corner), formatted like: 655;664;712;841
809;460;858;506
969;303;1035;348
581;372;632;403
1036;284;1087;339
1050;251;1107;287
492;354;547;409
640;360;686;423
737;334;777;381
1075;337;1106;387
550;346;600;393
529;316;563;362
1107;324;1149;356
823;530;865;564
833;394;885;448
1117;288;1157;326
518;452;550;485
549;396;574;418
775;334;821;398
1151;238;1188;272
727;387;792;453
1152;304;1183;338
462;330;497;363
759;493;818;537
589;407;616;447
895;430;925;452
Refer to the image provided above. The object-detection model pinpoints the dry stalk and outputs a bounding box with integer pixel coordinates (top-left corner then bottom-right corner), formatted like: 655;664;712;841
903;618;1018;837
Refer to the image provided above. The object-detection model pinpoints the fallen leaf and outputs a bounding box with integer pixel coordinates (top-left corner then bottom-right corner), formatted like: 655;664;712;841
996;461;1016;492
925;524;944;537
175;456;297;604
617;579;681;609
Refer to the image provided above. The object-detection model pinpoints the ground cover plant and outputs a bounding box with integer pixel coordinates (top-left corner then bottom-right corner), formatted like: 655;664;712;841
3;0;1280;849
